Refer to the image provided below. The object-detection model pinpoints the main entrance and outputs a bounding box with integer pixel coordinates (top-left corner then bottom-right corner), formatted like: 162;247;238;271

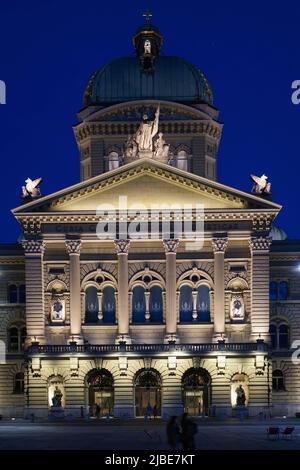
182;367;211;416
134;369;161;417
87;369;114;417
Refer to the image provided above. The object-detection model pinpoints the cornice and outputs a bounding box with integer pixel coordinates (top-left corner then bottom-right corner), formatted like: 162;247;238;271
12;161;281;215
73;119;223;144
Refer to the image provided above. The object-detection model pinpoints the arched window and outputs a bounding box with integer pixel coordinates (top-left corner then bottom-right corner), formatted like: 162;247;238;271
87;369;114;417
134;369;161;417
21;327;26;351
102;286;116;323
8;327;19;352
272;370;285;391
269;281;277;301
14;372;24;394
19;284;26;304
278;324;289;349
197;285;210;322
8;284;18;303
270;322;289;350
179;285;193;322
149;286;163;323
182;368;211;416
108;151;119;171
85;286;99;323
132;286;146;323
177;150;188;171
270;324;277;349
278;281;288;301
8;325;26;352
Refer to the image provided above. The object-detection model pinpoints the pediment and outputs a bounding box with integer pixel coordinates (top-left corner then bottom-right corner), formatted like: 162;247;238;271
13;159;281;216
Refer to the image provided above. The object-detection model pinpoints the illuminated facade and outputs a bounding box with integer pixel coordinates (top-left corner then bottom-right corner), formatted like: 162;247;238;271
0;19;299;419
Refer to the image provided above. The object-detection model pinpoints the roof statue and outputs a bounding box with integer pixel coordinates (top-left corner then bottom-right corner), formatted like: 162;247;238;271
123;104;169;164
21;177;42;199
250;174;271;194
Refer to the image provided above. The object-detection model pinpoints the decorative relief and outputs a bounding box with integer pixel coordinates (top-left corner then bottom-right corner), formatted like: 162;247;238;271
114;239;130;254
163;239;179;253
249;236;272;251
252;215;273;232
211;237;228;253
80;263;118;282
20;218;42;235
65;240;82;255
22;239;45;254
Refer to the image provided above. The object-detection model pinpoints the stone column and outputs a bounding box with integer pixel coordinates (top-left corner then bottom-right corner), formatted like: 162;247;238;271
114;240;130;342
212;237;228;339
65;239;82;342
22;239;45;344
163;239;179;342
250;236;272;340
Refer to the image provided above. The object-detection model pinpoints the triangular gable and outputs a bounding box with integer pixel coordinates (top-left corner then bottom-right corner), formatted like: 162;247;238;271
12;158;281;215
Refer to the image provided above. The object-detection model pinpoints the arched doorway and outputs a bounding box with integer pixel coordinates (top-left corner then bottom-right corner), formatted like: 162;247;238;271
86;369;114;417
182;368;211;416
134;369;161;417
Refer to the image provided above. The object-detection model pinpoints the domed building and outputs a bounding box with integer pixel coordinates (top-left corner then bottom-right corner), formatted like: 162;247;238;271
74;20;222;181
0;15;299;421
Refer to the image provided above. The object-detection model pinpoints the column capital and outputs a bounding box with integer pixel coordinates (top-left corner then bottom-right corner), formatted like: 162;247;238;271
114;239;130;254
65;239;82;255
249;236;272;252
212;237;228;253
22;239;45;255
163;239;179;253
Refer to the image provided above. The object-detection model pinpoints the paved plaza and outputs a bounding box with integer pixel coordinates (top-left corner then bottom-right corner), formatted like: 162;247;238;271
0;420;299;450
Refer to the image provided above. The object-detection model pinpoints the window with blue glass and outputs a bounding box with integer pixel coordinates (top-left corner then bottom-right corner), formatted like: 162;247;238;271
196;285;211;322
269;281;277;301
270;324;277;348
132;286;146;323
149;286;163;323
19;284;26;304
269;322;289;350
278;281;288;300
179;285;193;322
85;286;99;323
102;286;116;323
8;284;18;303
279;324;289;349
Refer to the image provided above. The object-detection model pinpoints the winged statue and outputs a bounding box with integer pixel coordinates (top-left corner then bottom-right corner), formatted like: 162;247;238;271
250;174;271;194
21;177;42;199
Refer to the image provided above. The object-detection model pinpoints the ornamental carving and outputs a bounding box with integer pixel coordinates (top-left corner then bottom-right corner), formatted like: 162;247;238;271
114;239;130;254
249;236;272;251
65;240;82;255
211;237;228;253
22;239;45;255
163;239;179;253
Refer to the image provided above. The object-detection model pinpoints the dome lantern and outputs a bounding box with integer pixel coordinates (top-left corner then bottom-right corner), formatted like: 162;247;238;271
132;11;163;72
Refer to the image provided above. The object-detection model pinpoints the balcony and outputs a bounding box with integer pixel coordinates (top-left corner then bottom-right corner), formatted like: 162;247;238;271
27;341;268;356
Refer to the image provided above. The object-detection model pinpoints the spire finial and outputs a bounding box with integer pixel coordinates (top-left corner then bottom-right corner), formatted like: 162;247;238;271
143;10;152;25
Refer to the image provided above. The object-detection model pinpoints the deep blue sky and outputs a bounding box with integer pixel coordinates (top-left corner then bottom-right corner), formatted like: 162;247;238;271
0;0;299;242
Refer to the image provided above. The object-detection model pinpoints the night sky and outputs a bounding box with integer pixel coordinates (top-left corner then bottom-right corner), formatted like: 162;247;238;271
0;0;299;242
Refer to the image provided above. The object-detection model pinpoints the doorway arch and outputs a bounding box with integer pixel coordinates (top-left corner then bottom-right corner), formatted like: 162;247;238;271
134;368;161;417
182;367;211;416
86;368;114;417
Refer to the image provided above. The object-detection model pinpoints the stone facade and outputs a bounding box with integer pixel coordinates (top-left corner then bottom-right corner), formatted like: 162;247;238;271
0;20;299;420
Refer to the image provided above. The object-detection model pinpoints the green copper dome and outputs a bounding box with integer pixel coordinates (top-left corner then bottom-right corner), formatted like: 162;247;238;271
83;55;213;108
83;19;213;108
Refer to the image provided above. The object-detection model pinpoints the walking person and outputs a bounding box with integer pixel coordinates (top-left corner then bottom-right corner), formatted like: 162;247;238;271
166;416;181;450
144;402;152;421
95;404;101;419
181;413;198;450
152;403;158;419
